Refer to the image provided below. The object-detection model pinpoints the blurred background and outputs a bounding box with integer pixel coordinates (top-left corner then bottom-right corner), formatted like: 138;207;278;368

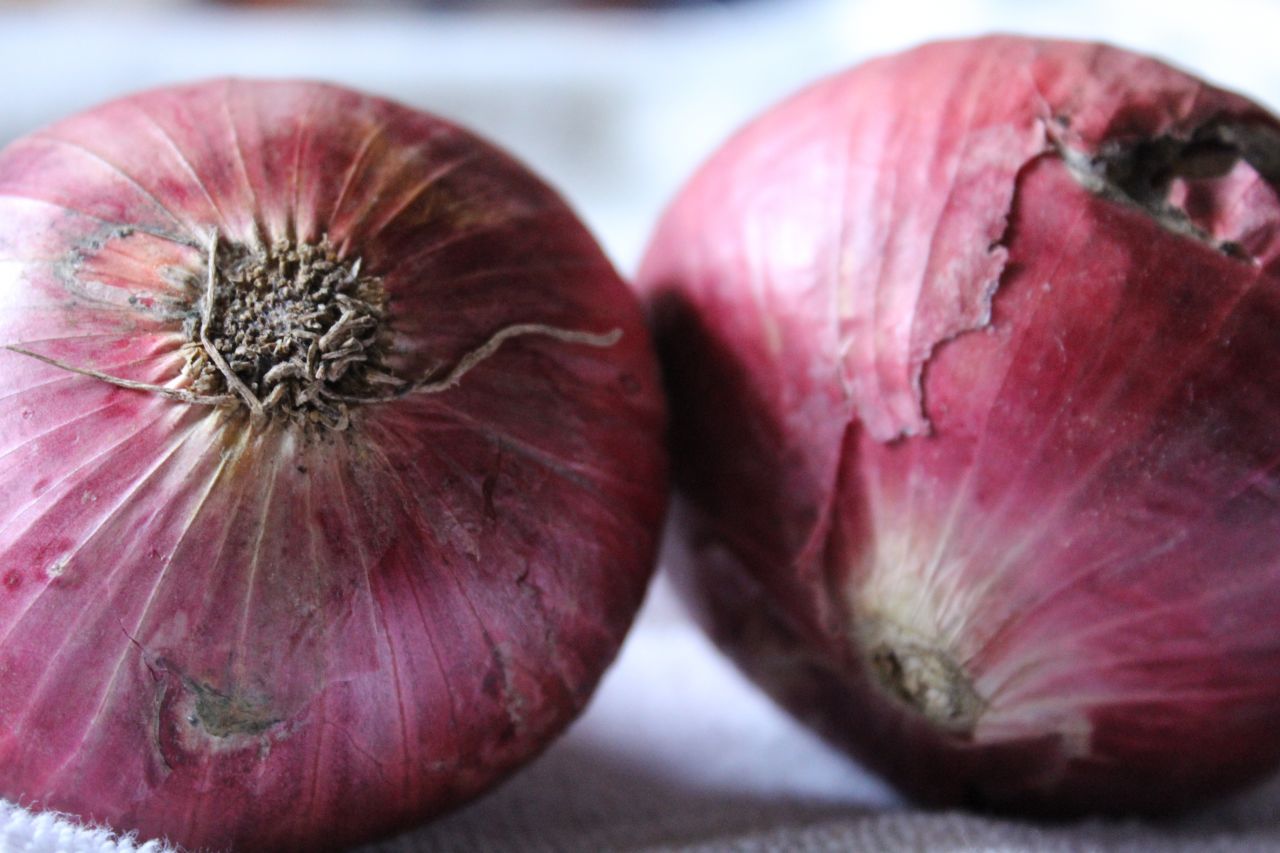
3;1;1280;850
3;0;1280;275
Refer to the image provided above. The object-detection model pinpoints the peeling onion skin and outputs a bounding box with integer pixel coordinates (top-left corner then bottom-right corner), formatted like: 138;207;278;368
639;36;1280;816
0;80;666;851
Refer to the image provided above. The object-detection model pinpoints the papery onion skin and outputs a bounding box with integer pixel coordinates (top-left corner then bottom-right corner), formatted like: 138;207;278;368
0;80;666;851
638;36;1280;816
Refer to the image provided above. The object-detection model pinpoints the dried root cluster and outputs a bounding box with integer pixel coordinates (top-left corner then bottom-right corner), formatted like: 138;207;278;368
182;237;405;430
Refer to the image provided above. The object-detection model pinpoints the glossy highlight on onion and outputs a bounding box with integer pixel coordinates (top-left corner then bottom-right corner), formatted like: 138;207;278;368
639;36;1280;815
0;79;666;851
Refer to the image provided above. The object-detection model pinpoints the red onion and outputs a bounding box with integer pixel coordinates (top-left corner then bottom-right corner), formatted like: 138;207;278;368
0;79;666;851
638;36;1280;815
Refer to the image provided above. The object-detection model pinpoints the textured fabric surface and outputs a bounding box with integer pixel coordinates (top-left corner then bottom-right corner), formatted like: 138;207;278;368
0;801;166;853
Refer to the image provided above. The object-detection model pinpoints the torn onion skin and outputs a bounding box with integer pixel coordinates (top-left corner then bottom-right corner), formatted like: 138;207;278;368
639;36;1280;815
0;80;666;851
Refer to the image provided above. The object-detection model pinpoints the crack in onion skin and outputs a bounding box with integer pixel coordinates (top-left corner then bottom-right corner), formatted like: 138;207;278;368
638;36;1280;816
0;79;666;851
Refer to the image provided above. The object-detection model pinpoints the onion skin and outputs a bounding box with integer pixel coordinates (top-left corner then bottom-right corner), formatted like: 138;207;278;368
639;36;1280;816
0;80;666;851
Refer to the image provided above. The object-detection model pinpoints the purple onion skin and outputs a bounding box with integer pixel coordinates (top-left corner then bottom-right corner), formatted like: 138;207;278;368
639;36;1280;816
0;80;666;851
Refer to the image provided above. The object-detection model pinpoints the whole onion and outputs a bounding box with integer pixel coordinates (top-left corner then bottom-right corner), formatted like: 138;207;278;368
638;36;1280;815
0;79;666;851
